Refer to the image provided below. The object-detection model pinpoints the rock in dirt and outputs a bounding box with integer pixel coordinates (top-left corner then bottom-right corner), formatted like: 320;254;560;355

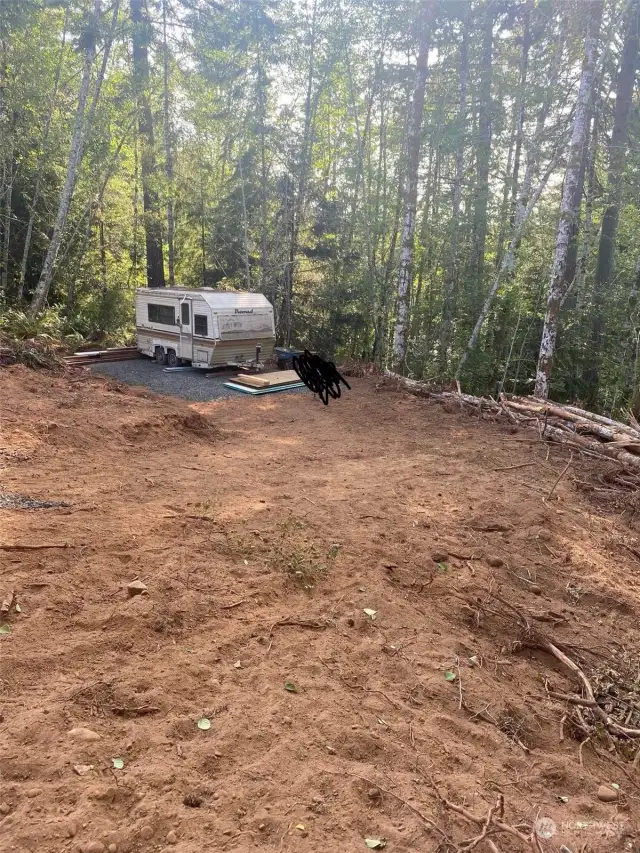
66;821;78;838
486;556;504;568
0;803;10;816
140;825;154;840
183;793;202;808
68;727;101;742
597;785;619;803
127;580;148;597
107;845;117;853
1;589;16;615
81;842;105;853
73;764;94;776
530;585;543;596
166;830;177;844
431;551;448;564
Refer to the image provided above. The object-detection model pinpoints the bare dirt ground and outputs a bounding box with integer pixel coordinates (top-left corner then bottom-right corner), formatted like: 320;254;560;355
1;365;640;853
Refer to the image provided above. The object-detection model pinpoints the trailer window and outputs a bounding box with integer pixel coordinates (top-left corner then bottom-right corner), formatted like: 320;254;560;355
181;302;190;326
148;304;176;326
194;314;208;336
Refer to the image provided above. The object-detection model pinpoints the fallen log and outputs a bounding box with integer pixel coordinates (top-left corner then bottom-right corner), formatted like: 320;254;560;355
386;373;640;472
537;423;640;470
508;399;640;449
383;374;500;410
563;404;640;439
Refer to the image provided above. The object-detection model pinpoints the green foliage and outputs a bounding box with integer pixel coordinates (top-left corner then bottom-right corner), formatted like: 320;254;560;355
0;307;81;369
0;0;638;413
0;307;80;345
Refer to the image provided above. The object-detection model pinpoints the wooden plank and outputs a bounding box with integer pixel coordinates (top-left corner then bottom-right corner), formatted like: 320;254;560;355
234;374;271;388
234;370;299;389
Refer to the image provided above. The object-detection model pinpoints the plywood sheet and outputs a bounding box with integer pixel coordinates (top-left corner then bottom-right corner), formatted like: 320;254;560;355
224;381;305;396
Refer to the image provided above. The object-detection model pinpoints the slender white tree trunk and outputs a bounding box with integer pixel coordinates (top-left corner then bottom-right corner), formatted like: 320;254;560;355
454;13;566;381
392;0;434;371
1;132;13;299
439;5;467;374
18;12;69;301
30;0;102;316
534;1;603;398
456;143;565;379
516;17;565;230
83;0;119;152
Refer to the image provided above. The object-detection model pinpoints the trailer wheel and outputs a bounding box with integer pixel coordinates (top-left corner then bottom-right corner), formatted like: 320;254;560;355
167;350;178;368
154;346;166;365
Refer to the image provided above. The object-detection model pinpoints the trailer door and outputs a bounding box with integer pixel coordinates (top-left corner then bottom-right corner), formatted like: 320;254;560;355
178;298;193;362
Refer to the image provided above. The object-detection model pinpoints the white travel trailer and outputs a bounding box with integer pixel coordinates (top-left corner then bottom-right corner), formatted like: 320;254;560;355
134;288;276;368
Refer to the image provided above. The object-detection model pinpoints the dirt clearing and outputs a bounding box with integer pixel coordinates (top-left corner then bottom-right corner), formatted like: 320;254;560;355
1;366;639;853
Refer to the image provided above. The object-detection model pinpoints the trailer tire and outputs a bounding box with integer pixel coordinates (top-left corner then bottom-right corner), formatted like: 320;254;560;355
167;350;178;368
154;346;166;365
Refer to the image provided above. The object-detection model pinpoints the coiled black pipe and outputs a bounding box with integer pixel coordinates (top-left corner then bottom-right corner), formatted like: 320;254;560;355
292;350;351;405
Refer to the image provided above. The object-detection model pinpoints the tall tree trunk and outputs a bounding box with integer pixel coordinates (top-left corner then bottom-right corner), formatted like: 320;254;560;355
515;14;565;231
563;107;598;313
238;154;251;290
99;206;107;292
412;175;435;341
495;0;532;268
287;0;319;343
18;9;69;301
561;108;592;293
424;106;442;277
0;128;13;300
162;0;175;287
584;0;640;404
131;0;165;289
391;0;435;371
256;35;269;298
200;167;207;288
471;1;494;302
456;143;565;379
128;128;140;290
509;0;532;223
30;0;102;316
494;95;518;272
84;0;120;149
534;0;604;399
62;125;131;309
0;10;6;302
341;10;384;328
439;2;468;375
562;18;600;294
573;116;598;314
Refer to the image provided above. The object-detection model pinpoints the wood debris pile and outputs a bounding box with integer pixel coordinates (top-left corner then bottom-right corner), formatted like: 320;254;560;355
0;332;66;369
387;373;640;476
